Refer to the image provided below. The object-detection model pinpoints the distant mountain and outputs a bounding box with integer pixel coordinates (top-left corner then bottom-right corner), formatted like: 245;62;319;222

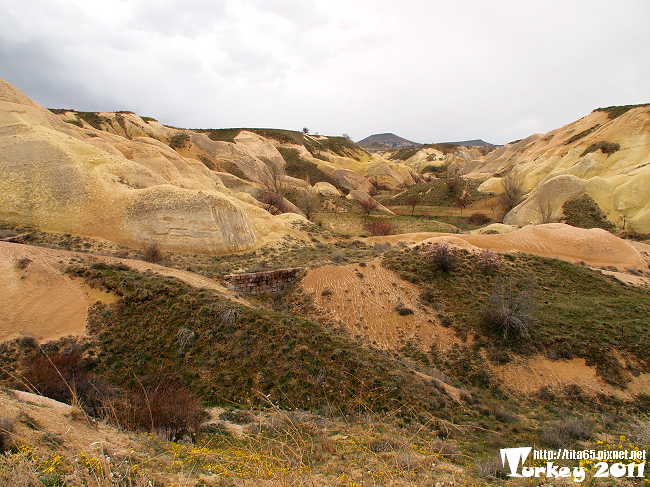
443;139;494;147
357;133;420;148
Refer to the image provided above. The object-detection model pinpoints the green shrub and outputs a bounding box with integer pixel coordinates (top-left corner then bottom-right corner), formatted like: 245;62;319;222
594;104;650;120
169;133;190;150
562;194;615;231
565;124;600;144
580;141;620;157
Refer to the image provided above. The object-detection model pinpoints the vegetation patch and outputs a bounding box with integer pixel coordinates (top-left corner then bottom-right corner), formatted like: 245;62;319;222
201;128;242;143
594;103;650;120
278;147;345;191
383;248;650;384
388;143;458;161
22;264;451;418
385;179;483;207
76;112;108;130
565;124;601;144
580;141;620;157
562;194;615;231
169;133;190;150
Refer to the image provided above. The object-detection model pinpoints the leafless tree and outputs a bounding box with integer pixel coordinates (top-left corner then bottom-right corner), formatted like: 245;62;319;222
259;159;287;199
297;190;321;221
455;190;470;213
500;168;524;213
359;198;378;219
405;194;421;214
534;184;554;224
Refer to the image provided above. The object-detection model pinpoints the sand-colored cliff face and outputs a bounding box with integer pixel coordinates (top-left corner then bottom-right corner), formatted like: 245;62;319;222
0;78;307;253
466;107;650;232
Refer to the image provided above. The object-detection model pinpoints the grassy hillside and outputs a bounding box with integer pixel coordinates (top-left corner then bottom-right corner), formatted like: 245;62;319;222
28;263;451;417
383;249;650;388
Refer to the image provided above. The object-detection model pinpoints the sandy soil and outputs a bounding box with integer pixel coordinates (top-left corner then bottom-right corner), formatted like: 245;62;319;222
300;258;460;351
366;223;649;272
0;388;137;459
0;242;241;343
492;356;650;400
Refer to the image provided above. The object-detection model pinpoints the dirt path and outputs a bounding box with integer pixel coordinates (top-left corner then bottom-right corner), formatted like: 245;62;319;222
300;258;460;351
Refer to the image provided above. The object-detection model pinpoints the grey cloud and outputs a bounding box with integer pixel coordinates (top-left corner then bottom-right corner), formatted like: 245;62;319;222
127;0;229;38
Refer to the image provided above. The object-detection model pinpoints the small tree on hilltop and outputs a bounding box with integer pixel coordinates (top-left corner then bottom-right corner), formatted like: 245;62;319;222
302;127;310;134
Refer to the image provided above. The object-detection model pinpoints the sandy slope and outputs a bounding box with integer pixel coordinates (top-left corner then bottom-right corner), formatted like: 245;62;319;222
301;258;459;351
365;223;649;272
492;356;650;400
0;242;241;343
468;107;650;232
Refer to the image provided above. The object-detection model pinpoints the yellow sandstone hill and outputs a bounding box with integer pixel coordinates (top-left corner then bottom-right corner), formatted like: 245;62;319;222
465;105;650;232
0;78;310;253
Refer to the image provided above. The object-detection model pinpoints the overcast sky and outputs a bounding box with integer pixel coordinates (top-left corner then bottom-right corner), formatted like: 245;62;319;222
1;0;649;145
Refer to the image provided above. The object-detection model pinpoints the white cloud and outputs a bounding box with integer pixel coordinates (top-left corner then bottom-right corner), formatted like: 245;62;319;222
0;0;648;143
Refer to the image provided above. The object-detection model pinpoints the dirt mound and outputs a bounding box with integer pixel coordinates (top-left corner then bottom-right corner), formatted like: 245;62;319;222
0;242;240;343
367;223;648;271
300;258;459;351
492;356;650;400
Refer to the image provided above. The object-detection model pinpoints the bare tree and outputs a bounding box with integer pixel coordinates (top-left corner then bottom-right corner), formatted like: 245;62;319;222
455;190;470;213
259;159;287;199
359;198;378;219
499;168;524;213
297;190;321;221
534;184;554;224
405;194;421;214
445;176;460;194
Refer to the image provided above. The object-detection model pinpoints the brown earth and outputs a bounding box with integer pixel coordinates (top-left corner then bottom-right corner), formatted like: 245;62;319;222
300;258;460;351
365;223;649;272
492;356;650;400
0;242;242;343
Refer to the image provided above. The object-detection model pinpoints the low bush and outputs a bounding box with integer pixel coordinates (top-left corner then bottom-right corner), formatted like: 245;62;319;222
395;303;414;316
427;242;457;272
142;241;164;263
478;249;501;275
19;348;114;418
0;415;15;453
364;220;393;236
482;276;537;339
258;192;292;215
542;419;592;448
468;213;491;225
169;133;190;150
580;141;620;157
